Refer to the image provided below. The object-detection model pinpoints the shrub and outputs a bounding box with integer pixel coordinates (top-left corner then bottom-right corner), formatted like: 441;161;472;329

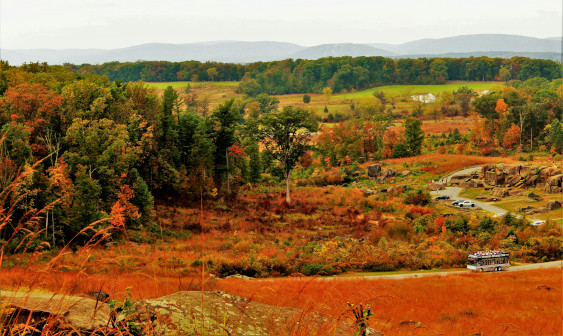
302;263;324;276
403;189;431;206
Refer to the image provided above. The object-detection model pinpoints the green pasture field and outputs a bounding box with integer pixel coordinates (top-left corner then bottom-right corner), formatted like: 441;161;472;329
334;82;503;99
146;81;238;89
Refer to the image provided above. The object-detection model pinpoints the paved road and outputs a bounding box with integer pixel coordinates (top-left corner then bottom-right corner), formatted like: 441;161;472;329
314;260;562;281
432;166;512;217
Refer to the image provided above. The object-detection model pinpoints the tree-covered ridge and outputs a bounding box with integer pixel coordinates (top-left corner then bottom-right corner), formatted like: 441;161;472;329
58;56;562;95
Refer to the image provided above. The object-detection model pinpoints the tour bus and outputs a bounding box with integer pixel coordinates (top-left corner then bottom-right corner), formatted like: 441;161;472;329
467;250;510;272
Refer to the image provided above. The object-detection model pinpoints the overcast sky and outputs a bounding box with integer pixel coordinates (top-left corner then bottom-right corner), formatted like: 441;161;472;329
1;0;561;49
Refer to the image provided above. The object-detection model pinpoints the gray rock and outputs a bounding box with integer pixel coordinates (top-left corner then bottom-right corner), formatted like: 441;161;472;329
0;291;111;331
367;164;382;178
545;200;562;211
382;168;396;178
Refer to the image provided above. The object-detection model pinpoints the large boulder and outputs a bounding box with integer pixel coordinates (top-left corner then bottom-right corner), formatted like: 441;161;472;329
450;174;471;182
491;187;510;198
516;205;535;212
545;200;562;211
0;291;111;331
144;291;356;336
544;174;563;194
427;182;445;191
367;164;382;178
382;168;396;178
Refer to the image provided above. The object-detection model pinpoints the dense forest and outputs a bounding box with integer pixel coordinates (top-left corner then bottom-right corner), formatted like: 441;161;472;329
61;56;562;95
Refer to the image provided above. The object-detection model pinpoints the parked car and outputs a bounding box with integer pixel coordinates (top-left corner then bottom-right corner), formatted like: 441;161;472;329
452;200;464;206
458;201;475;208
531;220;545;226
435;195;450;200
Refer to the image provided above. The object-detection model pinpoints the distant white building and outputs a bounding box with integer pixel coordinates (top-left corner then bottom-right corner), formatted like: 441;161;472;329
478;90;490;96
411;93;436;103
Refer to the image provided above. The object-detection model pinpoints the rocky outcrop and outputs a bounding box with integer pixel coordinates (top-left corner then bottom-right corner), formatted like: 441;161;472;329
0;290;358;336
479;164;562;193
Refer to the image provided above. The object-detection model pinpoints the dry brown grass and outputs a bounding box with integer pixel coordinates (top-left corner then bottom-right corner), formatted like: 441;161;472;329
1;266;560;335
218;268;562;335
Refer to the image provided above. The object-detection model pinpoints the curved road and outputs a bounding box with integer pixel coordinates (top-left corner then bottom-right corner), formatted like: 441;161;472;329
433;166;514;217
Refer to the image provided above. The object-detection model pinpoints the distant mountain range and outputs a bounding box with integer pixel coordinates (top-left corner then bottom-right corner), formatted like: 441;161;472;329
1;34;561;65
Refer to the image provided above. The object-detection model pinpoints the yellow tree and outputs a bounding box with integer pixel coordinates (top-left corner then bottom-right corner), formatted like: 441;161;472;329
322;87;332;104
207;67;218;81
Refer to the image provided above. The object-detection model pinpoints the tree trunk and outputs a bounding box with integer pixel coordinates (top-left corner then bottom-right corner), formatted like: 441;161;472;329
226;148;230;194
285;173;291;205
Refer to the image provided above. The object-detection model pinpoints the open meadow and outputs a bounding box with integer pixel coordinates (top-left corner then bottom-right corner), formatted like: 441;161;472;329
1;265;560;335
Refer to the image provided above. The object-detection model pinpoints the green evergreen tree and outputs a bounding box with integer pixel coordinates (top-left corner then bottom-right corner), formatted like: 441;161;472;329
404;117;425;156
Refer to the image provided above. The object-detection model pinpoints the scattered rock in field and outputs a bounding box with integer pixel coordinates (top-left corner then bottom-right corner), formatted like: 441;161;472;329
486;197;501;202
537;286;553;290
475;195;487;200
528;193;543;201
516;206;535;213
398;320;422;328
401;170;411;176
367;164;382;178
545;200;562;211
310;236;328;242
381;168;396;178
225;274;254;280
362;189;378;196
537;207;549;213
426;182;445;191
367;327;387;335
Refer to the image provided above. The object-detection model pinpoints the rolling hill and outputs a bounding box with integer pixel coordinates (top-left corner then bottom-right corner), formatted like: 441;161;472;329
1;34;560;65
